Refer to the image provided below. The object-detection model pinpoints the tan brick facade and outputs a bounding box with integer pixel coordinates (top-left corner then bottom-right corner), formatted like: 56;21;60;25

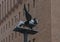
52;0;60;42
0;0;59;42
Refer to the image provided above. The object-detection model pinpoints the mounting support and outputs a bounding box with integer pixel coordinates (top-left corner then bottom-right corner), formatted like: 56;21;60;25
13;27;38;42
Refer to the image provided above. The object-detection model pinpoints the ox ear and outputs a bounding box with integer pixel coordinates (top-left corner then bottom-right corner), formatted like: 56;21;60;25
33;18;35;20
34;18;38;24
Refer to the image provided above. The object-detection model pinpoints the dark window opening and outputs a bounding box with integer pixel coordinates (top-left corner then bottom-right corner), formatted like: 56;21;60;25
0;4;1;20
6;37;7;42
6;24;7;30
1;28;2;34
9;21;10;28
19;12;20;20
11;33;14;40
28;3;30;12
33;0;35;8
33;38;35;42
15;32;17;38
3;26;5;32
12;18;13;25
9;35;10;42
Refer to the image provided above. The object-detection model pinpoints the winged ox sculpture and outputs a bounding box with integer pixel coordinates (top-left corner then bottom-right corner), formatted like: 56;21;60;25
16;4;38;29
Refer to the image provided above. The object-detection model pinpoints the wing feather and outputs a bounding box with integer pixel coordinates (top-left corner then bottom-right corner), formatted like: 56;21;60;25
24;4;32;21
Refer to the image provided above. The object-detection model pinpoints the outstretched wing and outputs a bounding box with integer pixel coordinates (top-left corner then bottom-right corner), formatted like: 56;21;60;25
24;4;32;21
